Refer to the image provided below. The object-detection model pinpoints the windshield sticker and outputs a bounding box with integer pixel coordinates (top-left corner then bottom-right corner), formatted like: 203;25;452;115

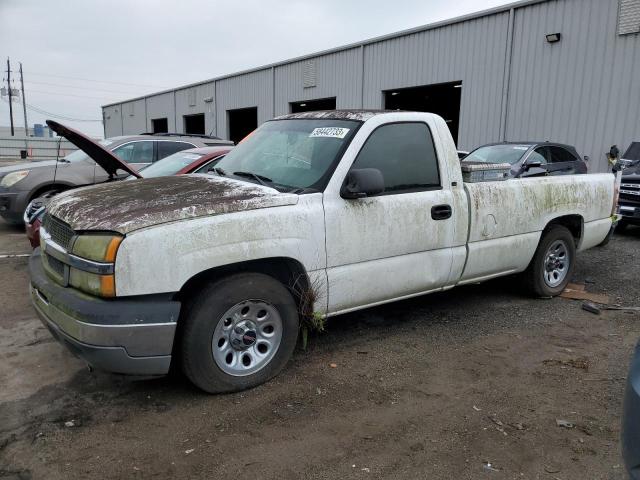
513;146;529;150
309;127;350;139
181;153;201;160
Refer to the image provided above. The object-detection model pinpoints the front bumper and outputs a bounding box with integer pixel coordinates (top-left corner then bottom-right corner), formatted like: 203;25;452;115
29;249;181;375
623;341;640;478
619;203;640;225
0;189;30;224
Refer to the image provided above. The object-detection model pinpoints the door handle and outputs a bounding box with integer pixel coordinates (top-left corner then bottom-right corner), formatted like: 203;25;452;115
431;204;452;220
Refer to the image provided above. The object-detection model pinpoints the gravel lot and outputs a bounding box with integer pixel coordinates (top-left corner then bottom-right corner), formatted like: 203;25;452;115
0;219;639;480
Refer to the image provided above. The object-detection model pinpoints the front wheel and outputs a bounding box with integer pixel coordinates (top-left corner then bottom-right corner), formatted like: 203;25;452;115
180;272;299;393
523;225;576;297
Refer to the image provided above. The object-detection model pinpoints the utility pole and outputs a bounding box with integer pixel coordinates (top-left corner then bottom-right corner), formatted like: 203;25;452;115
6;58;14;136
19;63;28;136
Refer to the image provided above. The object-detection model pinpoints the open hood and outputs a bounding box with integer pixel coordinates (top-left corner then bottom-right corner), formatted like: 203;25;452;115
46;120;142;179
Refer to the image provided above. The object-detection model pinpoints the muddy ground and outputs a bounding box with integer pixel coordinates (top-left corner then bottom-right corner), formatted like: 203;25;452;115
0;219;639;480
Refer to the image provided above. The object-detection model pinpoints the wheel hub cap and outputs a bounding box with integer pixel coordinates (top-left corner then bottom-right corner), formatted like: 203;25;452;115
543;239;570;288
230;321;257;350
211;300;283;377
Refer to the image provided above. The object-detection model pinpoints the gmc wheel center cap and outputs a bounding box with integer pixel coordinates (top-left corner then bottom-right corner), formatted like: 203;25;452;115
230;321;257;350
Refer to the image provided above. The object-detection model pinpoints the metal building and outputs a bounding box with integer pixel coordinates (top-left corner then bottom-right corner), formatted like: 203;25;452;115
102;0;640;172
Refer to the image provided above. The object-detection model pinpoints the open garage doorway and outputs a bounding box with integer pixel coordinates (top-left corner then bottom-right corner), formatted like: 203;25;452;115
183;113;205;135
384;81;462;142
228;107;258;144
151;118;168;133
290;97;337;113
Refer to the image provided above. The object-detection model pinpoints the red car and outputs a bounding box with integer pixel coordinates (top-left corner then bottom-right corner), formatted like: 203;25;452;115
24;122;232;248
131;146;232;178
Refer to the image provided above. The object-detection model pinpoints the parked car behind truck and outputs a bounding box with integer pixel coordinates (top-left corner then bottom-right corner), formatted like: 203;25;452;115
462;142;588;178
29;110;615;393
23;136;233;249
616;142;640;230
0;124;233;225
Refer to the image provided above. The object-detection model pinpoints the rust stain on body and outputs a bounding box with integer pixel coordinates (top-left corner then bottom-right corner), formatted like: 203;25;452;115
47;175;298;234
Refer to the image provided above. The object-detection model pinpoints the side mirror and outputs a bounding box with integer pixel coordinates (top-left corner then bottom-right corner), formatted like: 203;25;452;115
583;155;589;162
341;168;385;199
524;159;543;170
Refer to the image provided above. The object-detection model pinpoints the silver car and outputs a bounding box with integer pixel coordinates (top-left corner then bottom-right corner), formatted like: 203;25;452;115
0;123;233;224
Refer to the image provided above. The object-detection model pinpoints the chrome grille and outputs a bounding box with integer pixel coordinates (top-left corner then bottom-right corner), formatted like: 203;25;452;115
42;214;74;250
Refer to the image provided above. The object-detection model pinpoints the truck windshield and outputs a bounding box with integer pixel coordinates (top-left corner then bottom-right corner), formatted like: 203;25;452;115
213;119;360;191
464;144;531;165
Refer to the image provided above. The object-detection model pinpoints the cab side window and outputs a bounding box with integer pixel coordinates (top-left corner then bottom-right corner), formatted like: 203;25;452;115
350;122;440;194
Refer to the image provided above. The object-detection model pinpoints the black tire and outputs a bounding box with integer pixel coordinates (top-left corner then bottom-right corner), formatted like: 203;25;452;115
523;225;576;297
180;272;299;393
616;220;628;233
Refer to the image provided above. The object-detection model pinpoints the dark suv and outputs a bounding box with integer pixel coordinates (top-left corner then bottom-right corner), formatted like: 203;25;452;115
462;142;588;178
0;131;233;224
617;142;640;230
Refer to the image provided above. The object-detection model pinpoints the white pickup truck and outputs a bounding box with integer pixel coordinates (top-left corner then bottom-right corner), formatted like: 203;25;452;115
30;111;615;393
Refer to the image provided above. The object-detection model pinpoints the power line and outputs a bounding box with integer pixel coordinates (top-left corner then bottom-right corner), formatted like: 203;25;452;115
0;96;102;122
27;89;122;100
25;79;153;95
25;71;170;89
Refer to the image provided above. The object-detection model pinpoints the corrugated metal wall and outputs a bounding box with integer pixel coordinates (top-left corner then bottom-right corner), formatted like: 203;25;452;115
146;92;176;132
104;0;639;172
175;83;215;134
102;105;122;138
363;12;510;151
215;69;273;140
506;0;640;172
274;47;363;116
121;98;146;135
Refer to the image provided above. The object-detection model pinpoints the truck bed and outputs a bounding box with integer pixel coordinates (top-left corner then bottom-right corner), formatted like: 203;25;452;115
458;174;614;284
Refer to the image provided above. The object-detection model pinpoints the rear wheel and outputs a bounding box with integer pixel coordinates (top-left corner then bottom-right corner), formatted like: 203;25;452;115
180;272;299;393
524;225;575;297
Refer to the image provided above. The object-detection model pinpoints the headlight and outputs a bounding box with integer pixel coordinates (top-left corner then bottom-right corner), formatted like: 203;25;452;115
72;234;122;262
70;234;122;297
0;170;29;188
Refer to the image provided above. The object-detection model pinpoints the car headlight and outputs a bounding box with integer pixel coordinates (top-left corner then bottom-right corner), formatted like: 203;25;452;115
72;234;122;262
0;170;29;188
69;234;123;297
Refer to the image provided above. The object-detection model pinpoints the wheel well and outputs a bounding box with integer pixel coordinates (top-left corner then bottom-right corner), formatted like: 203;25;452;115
174;257;311;309
170;258;312;369
30;183;72;201
544;215;583;244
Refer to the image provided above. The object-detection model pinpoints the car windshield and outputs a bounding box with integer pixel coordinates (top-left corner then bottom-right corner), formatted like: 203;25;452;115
464;144;531;165
63;139;114;163
212;119;360;191
139;151;204;178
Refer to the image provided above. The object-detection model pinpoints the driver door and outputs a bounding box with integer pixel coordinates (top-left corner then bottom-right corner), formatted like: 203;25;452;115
323;120;458;314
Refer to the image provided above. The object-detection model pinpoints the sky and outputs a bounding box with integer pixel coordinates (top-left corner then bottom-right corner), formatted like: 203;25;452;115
0;0;512;138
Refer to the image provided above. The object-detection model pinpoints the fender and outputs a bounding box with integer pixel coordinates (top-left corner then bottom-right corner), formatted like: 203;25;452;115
114;193;327;301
